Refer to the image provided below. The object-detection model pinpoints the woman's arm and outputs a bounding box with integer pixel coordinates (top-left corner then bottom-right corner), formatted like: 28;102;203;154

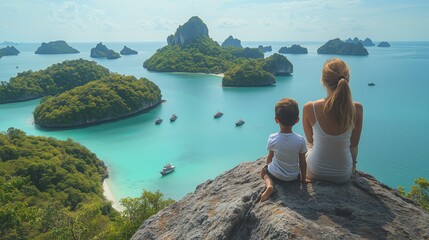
302;102;314;144
350;102;363;148
350;102;363;171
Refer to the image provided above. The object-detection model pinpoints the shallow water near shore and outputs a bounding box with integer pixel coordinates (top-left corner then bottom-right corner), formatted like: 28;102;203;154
1;41;428;204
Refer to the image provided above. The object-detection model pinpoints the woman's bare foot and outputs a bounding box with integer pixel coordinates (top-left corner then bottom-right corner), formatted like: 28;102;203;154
260;186;274;202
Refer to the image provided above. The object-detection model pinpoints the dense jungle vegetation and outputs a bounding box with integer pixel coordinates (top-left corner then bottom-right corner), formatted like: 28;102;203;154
0;128;174;240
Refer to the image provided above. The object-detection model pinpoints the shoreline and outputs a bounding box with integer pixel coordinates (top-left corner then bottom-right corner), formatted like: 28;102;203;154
35;99;164;129
103;179;122;211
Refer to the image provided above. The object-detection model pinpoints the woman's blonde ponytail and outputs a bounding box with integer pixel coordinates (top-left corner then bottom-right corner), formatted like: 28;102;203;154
322;59;356;130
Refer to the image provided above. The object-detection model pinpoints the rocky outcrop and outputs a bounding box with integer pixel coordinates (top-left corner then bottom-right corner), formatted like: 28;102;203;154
35;40;79;54
279;44;308;54
0;46;20;58
221;35;243;48
258;45;272;53
318;38;368;56
132;157;429;240
345;37;375;47
90;42;120;59
361;38;375;46
378;41;391;47
167;16;209;46
120;46;138;55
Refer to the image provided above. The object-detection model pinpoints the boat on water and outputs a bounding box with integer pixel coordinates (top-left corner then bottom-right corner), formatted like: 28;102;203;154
235;119;245;126
155;118;163;125
160;163;175;176
170;114;177;122
213;111;223;118
368;83;376;86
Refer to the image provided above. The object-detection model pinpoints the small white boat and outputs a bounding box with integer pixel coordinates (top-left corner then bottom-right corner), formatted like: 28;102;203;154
235;119;245;126
160;163;175;176
155;118;163;125
170;114;177;122
214;111;223;118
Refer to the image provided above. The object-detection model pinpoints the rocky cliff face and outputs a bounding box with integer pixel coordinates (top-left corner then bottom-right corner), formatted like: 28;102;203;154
221;35;242;48
132;157;429;240
167;16;209;46
90;42;120;59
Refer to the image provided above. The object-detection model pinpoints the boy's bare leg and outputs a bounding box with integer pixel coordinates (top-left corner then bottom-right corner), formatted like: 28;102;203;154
261;175;274;202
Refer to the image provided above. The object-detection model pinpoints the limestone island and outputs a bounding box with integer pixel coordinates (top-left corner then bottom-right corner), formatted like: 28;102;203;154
317;38;368;56
0;59;110;104
345;37;375;47
0;41;18;45
378;41;391;47
35;40;79;54
143;16;265;74
90;42;120;59
0;46;20;58
221;35;243;48
120;46;138;55
258;45;272;52
33;74;162;128
144;16;291;87
222;53;293;87
278;44;308;54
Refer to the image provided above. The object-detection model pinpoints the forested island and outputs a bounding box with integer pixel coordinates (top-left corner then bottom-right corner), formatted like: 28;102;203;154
144;16;262;74
223;61;275;87
378;41;391;47
0;46;20;58
33;74;162;128
345;37;375;47
222;53;293;86
278;44;308;54
221;35;243;48
144;16;292;87
120;46;138;55
317;38;369;56
0;128;174;239
35;40;79;54
0;59;110;104
91;42;121;59
258;45;272;52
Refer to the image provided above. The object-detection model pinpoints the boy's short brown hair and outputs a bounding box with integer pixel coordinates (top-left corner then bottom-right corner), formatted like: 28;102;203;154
275;98;299;126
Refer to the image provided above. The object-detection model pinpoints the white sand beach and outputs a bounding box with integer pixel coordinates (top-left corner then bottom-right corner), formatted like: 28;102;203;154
103;179;122;211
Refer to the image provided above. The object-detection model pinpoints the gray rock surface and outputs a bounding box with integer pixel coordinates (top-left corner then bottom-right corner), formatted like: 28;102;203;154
167;16;209;46
221;35;242;48
132;157;429;240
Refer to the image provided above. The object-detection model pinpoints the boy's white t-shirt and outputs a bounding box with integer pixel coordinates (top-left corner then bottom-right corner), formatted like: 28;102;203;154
266;132;307;181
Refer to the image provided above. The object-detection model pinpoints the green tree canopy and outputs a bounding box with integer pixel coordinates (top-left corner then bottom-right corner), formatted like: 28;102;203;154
144;37;263;74
222;60;275;87
0;59;110;104
33;74;162;128
0;128;174;239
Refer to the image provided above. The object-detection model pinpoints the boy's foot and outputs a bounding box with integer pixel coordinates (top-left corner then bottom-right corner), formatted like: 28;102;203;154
260;186;274;202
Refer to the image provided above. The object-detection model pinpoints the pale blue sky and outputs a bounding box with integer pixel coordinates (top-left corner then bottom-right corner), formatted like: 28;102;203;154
1;0;428;43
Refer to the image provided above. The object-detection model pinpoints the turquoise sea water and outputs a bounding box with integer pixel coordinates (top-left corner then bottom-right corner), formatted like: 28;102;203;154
1;41;428;203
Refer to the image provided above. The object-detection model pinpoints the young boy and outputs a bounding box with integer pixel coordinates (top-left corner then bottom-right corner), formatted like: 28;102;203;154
260;98;308;202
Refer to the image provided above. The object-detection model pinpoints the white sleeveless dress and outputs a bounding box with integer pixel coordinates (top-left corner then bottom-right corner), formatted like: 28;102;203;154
306;102;353;183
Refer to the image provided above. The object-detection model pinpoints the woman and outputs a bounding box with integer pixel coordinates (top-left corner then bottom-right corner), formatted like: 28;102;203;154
303;58;363;183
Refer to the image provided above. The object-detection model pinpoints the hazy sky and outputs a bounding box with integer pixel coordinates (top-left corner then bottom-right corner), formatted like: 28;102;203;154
1;0;428;43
